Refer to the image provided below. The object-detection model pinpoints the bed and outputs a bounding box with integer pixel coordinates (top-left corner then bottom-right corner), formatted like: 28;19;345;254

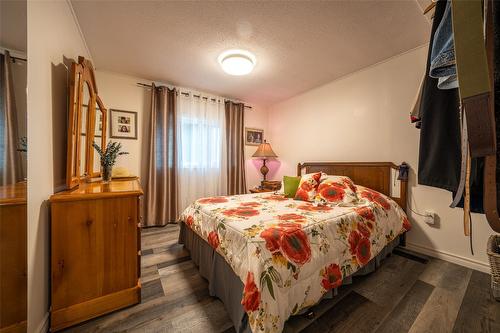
178;162;410;333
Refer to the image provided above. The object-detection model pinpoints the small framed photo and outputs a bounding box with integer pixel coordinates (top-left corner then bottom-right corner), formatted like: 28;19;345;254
245;127;264;146
110;109;137;140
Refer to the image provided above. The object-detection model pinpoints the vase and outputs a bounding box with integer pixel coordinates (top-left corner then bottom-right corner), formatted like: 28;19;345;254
102;165;113;183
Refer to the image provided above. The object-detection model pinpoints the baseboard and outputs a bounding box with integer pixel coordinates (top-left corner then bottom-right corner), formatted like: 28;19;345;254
0;321;27;333
405;242;490;274
36;312;49;333
51;285;140;331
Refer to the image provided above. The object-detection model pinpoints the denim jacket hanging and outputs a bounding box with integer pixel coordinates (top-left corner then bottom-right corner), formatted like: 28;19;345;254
429;1;459;90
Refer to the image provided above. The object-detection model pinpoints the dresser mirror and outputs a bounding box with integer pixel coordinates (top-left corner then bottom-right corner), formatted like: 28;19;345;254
66;56;107;189
79;82;91;178
0;49;27;331
0;3;28;329
67;66;81;188
91;97;107;177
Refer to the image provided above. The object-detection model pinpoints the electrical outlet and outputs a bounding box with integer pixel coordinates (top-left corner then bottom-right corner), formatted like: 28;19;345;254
424;210;435;225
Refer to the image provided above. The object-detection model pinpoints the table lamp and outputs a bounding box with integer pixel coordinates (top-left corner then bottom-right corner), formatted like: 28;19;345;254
252;140;278;181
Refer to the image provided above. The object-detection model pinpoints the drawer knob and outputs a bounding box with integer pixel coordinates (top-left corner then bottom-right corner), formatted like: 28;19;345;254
86;220;93;226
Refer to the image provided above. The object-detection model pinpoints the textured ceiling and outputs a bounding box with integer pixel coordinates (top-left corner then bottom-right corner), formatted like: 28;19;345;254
71;1;430;107
0;0;27;53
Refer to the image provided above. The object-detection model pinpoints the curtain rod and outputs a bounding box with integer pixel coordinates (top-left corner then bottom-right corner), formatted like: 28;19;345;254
0;47;27;62
136;82;252;109
9;56;26;62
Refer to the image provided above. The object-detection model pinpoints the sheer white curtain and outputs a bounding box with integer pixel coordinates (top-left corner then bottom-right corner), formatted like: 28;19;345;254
177;90;227;211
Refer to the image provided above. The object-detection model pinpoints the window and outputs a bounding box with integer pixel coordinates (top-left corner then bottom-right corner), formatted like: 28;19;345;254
179;116;222;169
177;95;227;211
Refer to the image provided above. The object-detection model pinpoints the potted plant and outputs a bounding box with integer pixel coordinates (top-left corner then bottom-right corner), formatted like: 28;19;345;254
92;141;129;183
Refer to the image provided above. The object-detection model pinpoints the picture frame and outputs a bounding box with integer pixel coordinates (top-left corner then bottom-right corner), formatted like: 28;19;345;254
110;109;138;140
245;127;264;146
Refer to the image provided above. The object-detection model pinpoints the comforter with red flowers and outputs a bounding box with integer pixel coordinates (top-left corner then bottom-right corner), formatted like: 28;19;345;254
180;186;410;333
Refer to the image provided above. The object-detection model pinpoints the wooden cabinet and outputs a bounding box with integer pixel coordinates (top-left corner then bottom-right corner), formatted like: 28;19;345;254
0;182;27;333
49;179;143;332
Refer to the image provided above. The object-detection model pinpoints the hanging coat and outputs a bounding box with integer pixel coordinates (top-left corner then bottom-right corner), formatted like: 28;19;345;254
418;0;462;193
418;0;485;214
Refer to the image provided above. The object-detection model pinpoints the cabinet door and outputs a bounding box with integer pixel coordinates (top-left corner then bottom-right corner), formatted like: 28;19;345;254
102;196;138;293
51;196;138;310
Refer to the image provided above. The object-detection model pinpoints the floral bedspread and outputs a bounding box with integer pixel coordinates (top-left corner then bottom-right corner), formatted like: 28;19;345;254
180;186;410;333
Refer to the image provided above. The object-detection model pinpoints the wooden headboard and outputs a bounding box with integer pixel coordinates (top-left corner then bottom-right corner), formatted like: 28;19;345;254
297;162;408;211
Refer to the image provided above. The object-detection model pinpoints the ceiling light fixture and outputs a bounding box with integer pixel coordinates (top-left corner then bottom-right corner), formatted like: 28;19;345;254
218;49;256;76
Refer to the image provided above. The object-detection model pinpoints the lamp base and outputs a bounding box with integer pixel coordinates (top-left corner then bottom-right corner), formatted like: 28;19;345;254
260;159;269;181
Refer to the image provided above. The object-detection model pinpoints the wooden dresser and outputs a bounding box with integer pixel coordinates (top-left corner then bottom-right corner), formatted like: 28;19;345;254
49;179;143;331
0;182;27;333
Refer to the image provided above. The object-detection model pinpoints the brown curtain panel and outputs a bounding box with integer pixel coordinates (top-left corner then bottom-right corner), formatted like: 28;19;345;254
144;84;178;226
225;101;247;195
0;51;23;186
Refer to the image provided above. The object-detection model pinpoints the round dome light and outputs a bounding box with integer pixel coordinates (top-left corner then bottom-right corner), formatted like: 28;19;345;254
218;49;256;76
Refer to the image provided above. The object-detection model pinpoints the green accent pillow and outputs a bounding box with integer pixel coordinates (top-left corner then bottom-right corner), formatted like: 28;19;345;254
283;176;301;198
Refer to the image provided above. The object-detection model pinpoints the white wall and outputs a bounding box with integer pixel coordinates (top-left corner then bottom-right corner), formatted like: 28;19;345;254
27;1;91;331
268;46;494;272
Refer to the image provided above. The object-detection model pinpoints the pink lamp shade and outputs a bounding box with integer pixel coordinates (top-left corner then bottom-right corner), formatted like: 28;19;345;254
252;140;277;181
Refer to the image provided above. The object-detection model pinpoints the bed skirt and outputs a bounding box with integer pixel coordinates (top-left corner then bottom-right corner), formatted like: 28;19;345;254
178;223;401;333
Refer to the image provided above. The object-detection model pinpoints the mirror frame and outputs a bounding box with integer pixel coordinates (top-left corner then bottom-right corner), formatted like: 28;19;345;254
89;96;107;178
66;56;107;189
80;80;94;181
66;62;82;189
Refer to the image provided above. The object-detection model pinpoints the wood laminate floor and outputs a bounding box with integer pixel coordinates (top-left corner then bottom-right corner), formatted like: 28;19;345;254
64;224;500;333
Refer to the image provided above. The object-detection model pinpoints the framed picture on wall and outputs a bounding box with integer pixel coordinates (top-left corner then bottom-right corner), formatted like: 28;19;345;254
245;127;264;146
110;109;138;140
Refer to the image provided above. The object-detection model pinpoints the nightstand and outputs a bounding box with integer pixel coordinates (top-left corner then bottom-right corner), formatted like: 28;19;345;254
249;181;281;194
249;187;275;194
